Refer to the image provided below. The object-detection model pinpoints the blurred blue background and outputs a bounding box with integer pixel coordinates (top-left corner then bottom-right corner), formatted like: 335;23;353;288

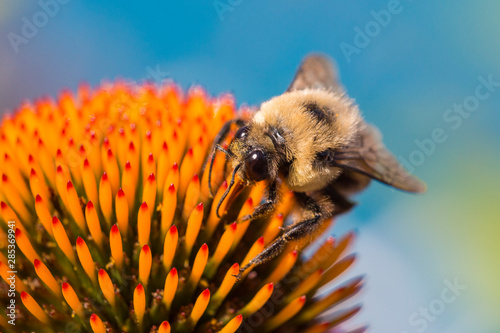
1;1;499;332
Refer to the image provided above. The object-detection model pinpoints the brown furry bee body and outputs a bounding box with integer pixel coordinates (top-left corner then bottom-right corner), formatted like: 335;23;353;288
242;89;360;193
208;54;426;278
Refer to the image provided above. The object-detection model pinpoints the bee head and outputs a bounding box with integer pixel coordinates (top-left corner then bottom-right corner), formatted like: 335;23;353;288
230;125;277;184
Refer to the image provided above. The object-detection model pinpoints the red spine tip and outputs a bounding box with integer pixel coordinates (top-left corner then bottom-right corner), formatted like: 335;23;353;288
162;141;168;150
1;201;7;209
62;282;69;291
161;321;170;329
148;153;154;161
57;165;63;173
299;295;307;303
192;174;199;182
52;216;60;225
30;168;36;177
136;284;144;293
76;237;84;246
111;224;119;234
168;183;176;193
107;148;113;157
2;174;7;182
267;282;274;291
125;161;131;169
230;222;237;231
98;269;106;277
291;250;298;257
246;197;253;206
34;259;41;268
187;147;193;157
142;245;150;253
172;162;178;171
201;243;208;252
102;172;108;181
170;267;177;276
86;201;94;210
35;194;43;202
148;173;155;182
79;145;86;153
83;159;90;167
66;180;73;189
20;291;28;300
169;225;178;235
15;228;22;237
90;314;97;322
257;237;264;245
196;202;203;211
129;141;135;150
117;188;125;197
201;288;210;298
141;202;148;210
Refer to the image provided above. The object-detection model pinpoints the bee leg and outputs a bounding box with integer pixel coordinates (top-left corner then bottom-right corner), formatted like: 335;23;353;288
236;192;325;280
237;180;278;223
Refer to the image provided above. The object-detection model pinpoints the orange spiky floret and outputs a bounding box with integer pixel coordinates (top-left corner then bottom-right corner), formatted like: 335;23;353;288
0;82;363;333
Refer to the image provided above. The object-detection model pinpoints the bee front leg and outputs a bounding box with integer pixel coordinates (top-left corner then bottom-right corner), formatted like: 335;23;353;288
237;180;278;223
236;192;327;280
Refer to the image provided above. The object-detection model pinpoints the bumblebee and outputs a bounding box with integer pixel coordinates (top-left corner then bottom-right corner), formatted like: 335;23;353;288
208;54;426;278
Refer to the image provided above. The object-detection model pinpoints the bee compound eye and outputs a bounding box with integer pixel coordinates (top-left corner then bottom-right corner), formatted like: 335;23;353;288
245;150;268;182
235;126;249;140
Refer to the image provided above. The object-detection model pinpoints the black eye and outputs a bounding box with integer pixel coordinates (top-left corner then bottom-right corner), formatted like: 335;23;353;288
245;150;268;181
235;126;249;140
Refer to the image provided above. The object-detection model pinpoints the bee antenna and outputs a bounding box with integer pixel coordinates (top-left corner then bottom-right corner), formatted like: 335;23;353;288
216;163;241;218
208;148;218;197
209;144;233;198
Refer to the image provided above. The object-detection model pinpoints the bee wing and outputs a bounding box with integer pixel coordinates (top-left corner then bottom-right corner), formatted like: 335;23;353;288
333;123;427;193
287;54;342;92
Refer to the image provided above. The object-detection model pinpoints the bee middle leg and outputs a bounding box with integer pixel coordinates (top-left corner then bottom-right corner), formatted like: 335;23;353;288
237;192;328;278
